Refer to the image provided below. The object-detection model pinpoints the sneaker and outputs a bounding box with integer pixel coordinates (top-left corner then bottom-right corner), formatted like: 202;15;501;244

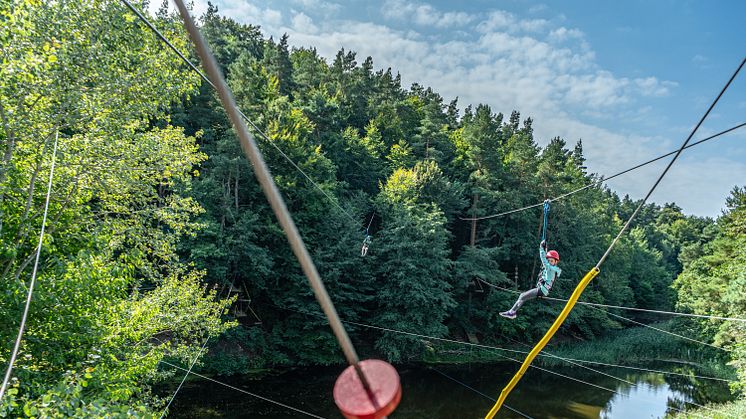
499;311;516;319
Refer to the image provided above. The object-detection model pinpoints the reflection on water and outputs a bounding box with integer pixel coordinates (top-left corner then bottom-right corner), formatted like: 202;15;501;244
168;362;732;418
600;382;686;419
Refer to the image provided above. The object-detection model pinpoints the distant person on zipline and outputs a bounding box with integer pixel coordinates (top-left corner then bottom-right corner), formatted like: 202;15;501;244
500;240;561;319
361;234;372;257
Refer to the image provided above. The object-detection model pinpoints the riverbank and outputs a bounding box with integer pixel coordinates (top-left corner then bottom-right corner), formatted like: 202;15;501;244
667;397;746;418
421;321;735;383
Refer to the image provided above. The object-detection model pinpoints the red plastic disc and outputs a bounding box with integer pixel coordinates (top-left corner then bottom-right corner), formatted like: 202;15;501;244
333;359;401;419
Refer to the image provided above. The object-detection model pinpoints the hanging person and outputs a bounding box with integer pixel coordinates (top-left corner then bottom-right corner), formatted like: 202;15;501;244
361;213;375;257
361;234;372;256
499;240;561;319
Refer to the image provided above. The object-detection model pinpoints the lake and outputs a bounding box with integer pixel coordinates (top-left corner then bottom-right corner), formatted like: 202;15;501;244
167;361;732;418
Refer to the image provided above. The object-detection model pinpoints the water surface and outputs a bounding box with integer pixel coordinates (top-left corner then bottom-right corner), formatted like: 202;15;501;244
168;361;732;418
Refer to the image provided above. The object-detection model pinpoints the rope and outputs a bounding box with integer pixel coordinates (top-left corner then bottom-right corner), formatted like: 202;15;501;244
479;279;746;323
365;212;375;234
431;369;535;419
489;346;708;416
171;0;375;398
119;0;358;226
158;284;230;417
159;361;326;419
461;121;745;222
540;200;549;242
483;280;730;361
0;132;58;399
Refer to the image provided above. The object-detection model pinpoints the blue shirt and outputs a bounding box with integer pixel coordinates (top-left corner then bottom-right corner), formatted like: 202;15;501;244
538;246;561;296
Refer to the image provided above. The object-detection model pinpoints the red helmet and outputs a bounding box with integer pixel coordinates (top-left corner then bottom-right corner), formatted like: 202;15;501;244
546;250;560;261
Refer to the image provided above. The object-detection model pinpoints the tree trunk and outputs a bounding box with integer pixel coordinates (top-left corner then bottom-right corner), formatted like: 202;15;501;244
470;194;478;247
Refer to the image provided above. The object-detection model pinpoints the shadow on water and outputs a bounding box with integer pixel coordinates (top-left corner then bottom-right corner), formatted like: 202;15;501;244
167;361;733;418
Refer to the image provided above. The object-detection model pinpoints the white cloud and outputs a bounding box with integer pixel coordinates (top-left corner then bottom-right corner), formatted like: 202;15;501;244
291;12;318;34
382;0;474;28
528;4;548;14
634;77;676;97
477;10;548;33
548;27;584;42
291;0;341;14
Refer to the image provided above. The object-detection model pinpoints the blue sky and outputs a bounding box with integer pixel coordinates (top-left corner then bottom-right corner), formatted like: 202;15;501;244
152;0;746;217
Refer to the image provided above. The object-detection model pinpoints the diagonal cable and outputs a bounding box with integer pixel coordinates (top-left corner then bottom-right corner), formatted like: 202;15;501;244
160;361;326;418
0;132;58;399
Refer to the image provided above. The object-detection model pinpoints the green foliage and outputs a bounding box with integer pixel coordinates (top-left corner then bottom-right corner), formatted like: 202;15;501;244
674;186;746;392
0;1;233;415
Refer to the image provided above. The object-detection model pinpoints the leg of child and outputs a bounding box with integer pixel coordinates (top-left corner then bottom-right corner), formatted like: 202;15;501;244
510;287;541;314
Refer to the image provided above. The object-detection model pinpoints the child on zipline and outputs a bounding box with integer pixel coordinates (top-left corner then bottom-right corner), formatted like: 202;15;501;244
500;240;561;319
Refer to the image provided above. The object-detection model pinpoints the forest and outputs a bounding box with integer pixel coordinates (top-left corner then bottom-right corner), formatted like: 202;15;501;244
1;1;744;417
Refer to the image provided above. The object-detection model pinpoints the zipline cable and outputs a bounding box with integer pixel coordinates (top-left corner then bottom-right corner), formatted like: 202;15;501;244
484;278;738;363
485;56;745;418
478;278;746;323
0;132;59;400
586;305;729;353
503;335;634;386
462;121;746;222
119;0;358;226
482;278;732;408
171;0;378;406
431;369;535;419
159;361;326;419
159;340;210;418
275;303;732;383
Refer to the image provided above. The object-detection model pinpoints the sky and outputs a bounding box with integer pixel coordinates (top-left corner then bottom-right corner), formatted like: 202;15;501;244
151;0;746;218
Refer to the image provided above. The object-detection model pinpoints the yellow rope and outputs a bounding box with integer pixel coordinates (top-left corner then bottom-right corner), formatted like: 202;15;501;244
485;267;600;419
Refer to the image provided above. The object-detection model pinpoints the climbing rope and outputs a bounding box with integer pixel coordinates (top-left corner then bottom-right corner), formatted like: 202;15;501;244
485;56;745;418
0;132;59;399
160;361;325;418
119;0;358;226
461;121;745;222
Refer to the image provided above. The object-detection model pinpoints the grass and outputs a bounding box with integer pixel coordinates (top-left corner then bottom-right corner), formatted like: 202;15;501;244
423;321;736;382
667;397;746;418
